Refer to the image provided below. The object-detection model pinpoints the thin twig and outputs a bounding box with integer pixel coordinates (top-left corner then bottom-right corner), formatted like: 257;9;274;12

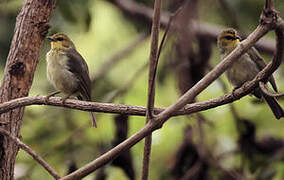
0;128;61;179
142;0;161;179
259;82;284;97
146;0;161;118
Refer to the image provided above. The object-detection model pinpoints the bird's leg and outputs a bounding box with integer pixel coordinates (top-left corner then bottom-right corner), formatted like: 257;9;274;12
45;91;61;102
62;91;77;104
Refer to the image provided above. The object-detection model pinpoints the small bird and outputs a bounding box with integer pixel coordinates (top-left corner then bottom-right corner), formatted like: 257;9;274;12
217;28;284;119
46;33;97;127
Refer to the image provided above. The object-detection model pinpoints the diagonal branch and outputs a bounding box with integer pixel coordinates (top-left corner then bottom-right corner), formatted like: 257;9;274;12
154;24;271;125
0;41;280;179
0;128;61;179
58;54;280;179
59;10;283;179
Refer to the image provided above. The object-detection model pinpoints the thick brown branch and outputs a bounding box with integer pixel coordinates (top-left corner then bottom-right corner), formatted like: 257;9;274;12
0;0;55;178
0;129;61;179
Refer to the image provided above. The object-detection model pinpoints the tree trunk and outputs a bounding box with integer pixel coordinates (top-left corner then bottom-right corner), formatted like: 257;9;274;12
0;0;55;179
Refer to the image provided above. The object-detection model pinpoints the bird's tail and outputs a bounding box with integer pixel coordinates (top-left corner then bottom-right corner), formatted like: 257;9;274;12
89;112;97;128
263;94;284;120
78;95;98;127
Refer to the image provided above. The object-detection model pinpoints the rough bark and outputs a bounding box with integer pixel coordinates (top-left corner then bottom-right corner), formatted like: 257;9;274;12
0;0;55;179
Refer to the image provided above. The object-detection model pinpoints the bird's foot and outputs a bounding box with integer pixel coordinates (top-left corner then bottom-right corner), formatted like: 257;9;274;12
45;91;61;103
62;93;73;104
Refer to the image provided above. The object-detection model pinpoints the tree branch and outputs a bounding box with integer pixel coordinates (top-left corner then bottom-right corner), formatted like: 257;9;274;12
142;0;161;178
59;12;282;179
259;82;284;97
0;128;61;179
146;0;161;118
114;0;276;55
0;42;278;179
0;0;55;178
0;70;279;120
154;24;271;125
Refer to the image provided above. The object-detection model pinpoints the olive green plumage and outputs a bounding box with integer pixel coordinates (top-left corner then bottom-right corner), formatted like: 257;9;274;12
217;28;284;119
46;33;97;127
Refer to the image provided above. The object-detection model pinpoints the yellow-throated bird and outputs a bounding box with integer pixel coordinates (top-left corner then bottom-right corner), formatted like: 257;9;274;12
46;33;97;127
217;28;284;119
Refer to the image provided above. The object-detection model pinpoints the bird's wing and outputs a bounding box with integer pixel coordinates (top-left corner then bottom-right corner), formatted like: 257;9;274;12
66;48;92;100
247;47;278;92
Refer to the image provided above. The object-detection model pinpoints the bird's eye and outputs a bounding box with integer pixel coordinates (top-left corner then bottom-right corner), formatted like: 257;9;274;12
224;36;235;40
56;37;64;41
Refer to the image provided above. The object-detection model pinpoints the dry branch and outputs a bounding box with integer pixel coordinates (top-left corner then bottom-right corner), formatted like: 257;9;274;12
259;82;284;97
0;1;282;179
155;25;271;125
0;42;279;179
0;77;280;120
59;5;283;178
0;129;61;179
0;0;55;178
142;0;161;179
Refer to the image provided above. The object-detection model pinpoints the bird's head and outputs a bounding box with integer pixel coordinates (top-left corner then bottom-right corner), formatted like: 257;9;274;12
47;33;75;50
217;28;241;53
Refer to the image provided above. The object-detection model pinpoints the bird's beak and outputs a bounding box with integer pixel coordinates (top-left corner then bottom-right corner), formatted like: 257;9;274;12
47;36;56;42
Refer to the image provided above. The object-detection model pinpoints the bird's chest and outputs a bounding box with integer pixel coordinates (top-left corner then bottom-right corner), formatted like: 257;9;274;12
46;50;78;93
226;54;259;87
